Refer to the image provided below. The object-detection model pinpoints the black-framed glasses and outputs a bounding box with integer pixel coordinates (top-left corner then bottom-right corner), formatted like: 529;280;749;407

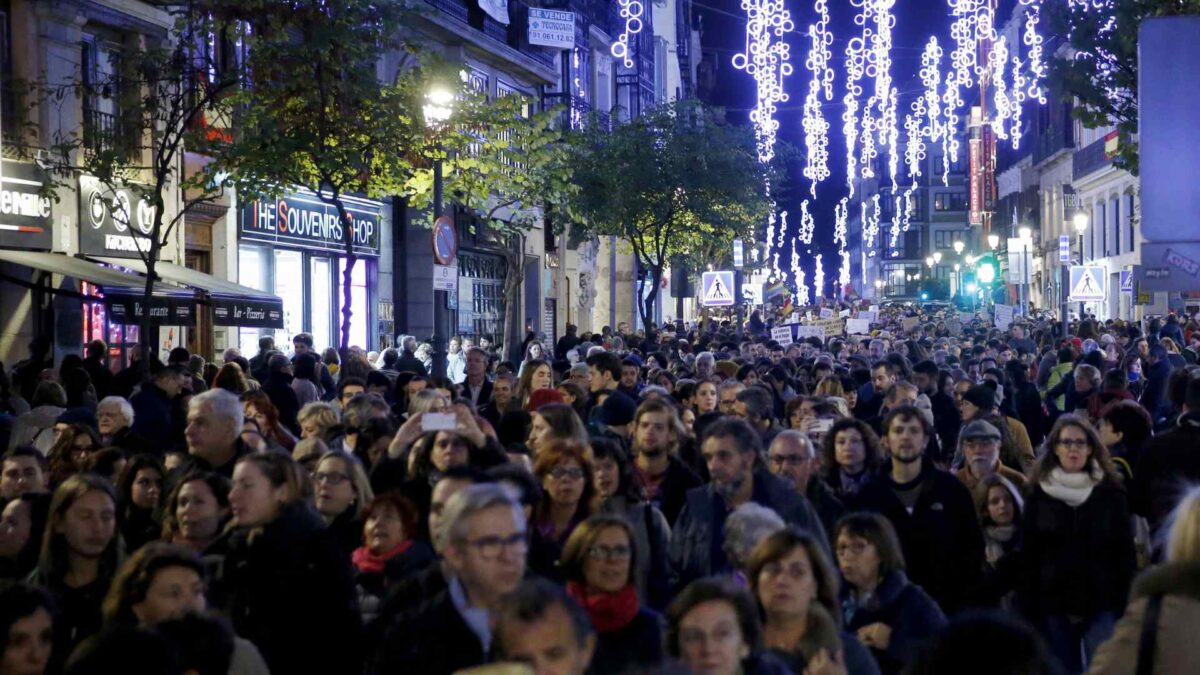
313;471;350;485
587;544;631;561
464;532;528;560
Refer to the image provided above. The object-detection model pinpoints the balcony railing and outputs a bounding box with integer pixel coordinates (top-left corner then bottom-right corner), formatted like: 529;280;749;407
542;92;612;132
83;108;129;156
1073;133;1117;181
424;0;556;72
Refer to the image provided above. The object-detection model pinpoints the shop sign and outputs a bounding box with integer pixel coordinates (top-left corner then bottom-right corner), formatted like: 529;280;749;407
105;294;195;326
0;160;54;251
239;189;381;256
212;298;284;328
78;176;159;258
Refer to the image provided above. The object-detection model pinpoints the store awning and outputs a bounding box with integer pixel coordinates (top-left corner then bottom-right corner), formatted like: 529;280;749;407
0;250;196;326
95;257;285;329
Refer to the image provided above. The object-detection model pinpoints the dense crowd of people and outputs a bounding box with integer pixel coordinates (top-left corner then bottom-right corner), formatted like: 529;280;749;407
1;307;1199;675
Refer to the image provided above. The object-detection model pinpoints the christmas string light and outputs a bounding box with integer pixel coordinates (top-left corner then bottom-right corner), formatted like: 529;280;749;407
802;0;834;194
611;0;645;69
843;1;870;190
813;254;825;301
835;197;850;289
988;35;1010;140
1010;55;1026;148
793;255;810;305
1023;2;1047;104
732;0;794;163
798;200;814;246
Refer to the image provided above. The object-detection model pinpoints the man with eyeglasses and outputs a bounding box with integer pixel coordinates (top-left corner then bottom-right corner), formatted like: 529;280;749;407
953;419;1027;495
768;430;844;539
372;482;528;674
669;418;827;590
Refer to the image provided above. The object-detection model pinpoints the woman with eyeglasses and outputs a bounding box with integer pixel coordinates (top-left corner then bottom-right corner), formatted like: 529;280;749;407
312;451;375;559
115;454;165;553
1019;415;1135;674
559;514;664;675
748;527;880;675
45;423;100;487
211;453;359;675
835;513;945;675
667;576;792;675
531;441;600;578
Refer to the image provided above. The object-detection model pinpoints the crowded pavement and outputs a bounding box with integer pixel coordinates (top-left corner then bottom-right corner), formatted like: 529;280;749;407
2;308;1199;675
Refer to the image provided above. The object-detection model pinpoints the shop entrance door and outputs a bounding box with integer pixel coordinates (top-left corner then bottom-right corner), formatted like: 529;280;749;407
185;250;212;359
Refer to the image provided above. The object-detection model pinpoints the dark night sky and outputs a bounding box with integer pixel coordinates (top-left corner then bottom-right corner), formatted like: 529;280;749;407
693;0;957;296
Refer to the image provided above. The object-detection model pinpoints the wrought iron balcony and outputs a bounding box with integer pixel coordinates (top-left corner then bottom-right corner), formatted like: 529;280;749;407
82;108;130;156
1073;133;1118;181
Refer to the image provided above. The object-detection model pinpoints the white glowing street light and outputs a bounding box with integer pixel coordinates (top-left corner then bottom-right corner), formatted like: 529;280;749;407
1018;225;1033;241
926;256;935;269
953;240;965;255
1073;212;1089;235
933;251;943;264
987;233;1000;250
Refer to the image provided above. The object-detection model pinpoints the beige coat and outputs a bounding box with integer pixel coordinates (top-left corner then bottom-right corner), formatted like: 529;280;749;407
1088;561;1200;675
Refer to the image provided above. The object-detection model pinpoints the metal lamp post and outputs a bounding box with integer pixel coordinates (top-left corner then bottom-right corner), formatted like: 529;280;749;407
424;87;454;378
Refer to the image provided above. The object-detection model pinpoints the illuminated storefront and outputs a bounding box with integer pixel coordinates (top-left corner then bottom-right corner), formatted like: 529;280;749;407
237;189;383;353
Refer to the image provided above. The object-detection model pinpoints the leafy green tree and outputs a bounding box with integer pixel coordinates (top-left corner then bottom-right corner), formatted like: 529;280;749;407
26;3;248;354
1043;0;1200;174
211;0;423;351
570;101;775;327
405;90;578;363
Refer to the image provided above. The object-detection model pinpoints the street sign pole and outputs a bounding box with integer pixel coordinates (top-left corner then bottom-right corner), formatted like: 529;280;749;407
1059;234;1071;339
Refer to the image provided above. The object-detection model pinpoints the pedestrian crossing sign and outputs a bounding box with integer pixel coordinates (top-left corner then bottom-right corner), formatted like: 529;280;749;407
701;270;735;307
1069;265;1106;302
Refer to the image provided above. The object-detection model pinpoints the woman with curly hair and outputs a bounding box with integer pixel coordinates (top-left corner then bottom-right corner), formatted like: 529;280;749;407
819;418;884;506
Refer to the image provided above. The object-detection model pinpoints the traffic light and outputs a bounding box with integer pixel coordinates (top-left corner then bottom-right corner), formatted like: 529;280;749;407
977;255;998;285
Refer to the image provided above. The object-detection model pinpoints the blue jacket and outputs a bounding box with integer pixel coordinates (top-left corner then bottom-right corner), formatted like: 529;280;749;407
130;383;175;448
840;571;946;675
1139;358;1172;423
669;470;829;590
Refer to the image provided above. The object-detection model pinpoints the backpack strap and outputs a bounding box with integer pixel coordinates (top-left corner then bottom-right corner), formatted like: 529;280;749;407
1135;593;1164;675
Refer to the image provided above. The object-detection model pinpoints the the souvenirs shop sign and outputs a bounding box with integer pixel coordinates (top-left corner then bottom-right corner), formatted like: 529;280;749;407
79;176;160;258
0;161;54;250
239;189;382;256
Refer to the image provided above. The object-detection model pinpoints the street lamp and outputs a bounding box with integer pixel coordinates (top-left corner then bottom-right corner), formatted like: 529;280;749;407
874;278;883;298
925;256;935;269
424;86;455;378
987;233;1000;250
953;240;965;255
933;251;943;264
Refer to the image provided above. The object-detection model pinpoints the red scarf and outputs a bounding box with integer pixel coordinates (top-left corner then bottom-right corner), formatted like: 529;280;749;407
566;581;640;633
351;540;414;575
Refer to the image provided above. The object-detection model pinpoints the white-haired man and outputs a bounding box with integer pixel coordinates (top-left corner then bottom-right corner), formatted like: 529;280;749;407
172;389;247;486
96;396;153;456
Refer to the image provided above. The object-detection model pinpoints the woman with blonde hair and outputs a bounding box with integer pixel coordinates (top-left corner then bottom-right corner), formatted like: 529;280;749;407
312;451;374;558
814;376;846;400
1089;485;1200;674
297;401;340;443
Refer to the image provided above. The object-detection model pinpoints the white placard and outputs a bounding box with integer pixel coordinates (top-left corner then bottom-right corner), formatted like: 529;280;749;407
994;303;1015;331
839;309;851;318
771;326;794;345
433;263;458;291
846;318;871;335
794;325;826;341
859;310;878;324
819;308;834;319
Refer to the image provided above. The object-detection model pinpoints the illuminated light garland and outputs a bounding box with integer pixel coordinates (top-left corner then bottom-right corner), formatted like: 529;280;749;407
988;36;1011;140
941;69;963;184
802;0;834;195
889;193;902;252
776;208;789;252
835;197;850;289
843;3;869;191
862;194;881;253
1023;2;1047;104
611;0;645;69
1010;55;1026;149
571;48;587;129
793;256;810;306
948;0;976;91
732;0;795;164
813;254;825;301
901;187;915;232
920;37;944;144
797;200;814;246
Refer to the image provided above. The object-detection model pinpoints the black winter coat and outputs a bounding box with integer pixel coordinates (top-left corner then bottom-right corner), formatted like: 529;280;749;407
1131;413;1200;534
214;501;361;675
261;372;301;435
854;463;984;615
589;607;665;675
840;571;947;675
1020;478;1136;619
370;585;489;675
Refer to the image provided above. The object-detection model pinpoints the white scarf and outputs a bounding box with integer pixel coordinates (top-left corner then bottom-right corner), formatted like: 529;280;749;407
1039;466;1103;507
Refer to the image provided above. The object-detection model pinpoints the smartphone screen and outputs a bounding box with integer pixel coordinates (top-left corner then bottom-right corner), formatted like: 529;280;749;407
421;412;457;432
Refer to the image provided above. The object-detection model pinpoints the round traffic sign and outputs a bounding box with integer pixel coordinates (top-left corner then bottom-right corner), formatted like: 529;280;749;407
433;216;457;265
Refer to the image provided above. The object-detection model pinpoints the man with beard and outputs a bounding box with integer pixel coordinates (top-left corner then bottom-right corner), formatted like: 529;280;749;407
855;406;983;615
953;419;1027;496
669;418;828;589
630;399;701;526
